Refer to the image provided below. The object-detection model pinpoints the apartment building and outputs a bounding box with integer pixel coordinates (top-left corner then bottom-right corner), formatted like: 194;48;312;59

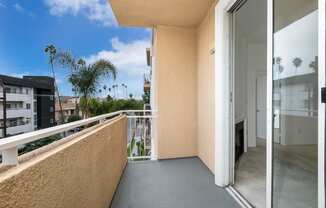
55;96;80;124
0;75;55;138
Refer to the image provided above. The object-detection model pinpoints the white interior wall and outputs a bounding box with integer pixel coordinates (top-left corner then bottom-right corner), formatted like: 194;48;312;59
234;0;267;147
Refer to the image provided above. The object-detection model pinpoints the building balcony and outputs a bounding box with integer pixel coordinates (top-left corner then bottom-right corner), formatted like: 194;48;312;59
0;109;32;119
112;158;239;208
0;111;239;208
5;93;32;102
6;123;33;135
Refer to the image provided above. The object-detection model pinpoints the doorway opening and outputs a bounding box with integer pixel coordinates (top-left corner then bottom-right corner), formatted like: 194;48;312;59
230;0;267;207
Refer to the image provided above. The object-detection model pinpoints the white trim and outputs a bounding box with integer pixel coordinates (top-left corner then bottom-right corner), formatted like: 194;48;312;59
266;0;273;208
151;27;158;161
226;186;254;208
318;0;326;207
2;147;18;166
215;0;238;187
128;156;151;160
0;110;156;165
126;116;156;119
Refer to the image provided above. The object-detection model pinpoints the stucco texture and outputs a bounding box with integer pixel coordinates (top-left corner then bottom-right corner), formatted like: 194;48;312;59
196;3;216;173
152;1;217;171
154;25;198;159
109;0;216;27
0;116;127;208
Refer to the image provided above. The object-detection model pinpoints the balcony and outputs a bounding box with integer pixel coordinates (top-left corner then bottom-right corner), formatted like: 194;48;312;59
111;158;240;208
0;108;32;119
0;110;240;208
6;93;32;102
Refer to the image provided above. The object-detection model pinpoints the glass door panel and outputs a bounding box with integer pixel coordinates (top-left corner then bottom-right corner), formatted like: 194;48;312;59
272;0;318;207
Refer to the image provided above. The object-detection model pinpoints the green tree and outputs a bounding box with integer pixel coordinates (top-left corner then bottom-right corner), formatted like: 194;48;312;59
67;114;82;123
45;45;65;124
54;51;86;116
52;49;116;118
87;98;144;117
70;59;117;118
142;91;150;104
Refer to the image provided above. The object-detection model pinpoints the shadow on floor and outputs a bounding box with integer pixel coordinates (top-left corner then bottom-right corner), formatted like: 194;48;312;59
110;157;240;208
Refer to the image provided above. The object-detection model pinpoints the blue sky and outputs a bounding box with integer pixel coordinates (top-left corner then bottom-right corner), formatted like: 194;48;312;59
0;0;151;99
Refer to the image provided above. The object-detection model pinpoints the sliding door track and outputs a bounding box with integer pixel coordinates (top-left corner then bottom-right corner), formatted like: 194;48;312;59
225;186;255;208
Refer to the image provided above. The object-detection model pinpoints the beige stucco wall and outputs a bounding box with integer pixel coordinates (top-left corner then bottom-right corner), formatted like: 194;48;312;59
154;25;198;159
196;4;216;173
153;1;217;167
0;116;127;208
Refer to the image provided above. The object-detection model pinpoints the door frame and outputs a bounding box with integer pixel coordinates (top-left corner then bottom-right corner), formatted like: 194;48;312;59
255;72;267;141
317;0;326;207
267;0;326;207
215;0;326;207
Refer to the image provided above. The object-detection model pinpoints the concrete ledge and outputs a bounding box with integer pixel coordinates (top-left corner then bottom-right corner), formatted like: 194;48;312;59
0;116;127;208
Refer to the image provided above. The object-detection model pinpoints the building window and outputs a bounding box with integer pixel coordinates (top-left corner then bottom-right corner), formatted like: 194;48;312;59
26;118;31;124
50;118;54;124
34;114;37;126
26;103;31;109
25;89;29;94
50;106;54;112
49;95;54;101
33;102;37;112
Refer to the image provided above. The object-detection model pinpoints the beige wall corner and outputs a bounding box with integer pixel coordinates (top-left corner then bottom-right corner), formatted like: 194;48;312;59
0;116;127;208
154;25;198;159
197;4;216;173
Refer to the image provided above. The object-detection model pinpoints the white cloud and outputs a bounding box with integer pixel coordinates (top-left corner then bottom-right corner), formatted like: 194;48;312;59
12;3;35;17
0;2;6;8
13;3;23;12
85;38;151;75
8;72;30;78
44;0;116;26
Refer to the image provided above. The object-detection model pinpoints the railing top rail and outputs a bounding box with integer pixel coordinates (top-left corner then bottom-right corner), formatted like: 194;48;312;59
0;110;155;152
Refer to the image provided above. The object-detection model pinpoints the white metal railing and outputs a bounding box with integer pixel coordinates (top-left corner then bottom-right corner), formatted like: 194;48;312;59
0;110;155;166
127;114;154;160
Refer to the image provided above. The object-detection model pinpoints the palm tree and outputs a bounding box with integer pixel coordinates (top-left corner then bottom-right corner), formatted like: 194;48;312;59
309;56;318;73
122;84;126;98
125;85;128;98
103;85;107;96
70;59;117;118
112;85;116;99
45;45;65;124
115;84;119;98
275;57;284;74
292;57;303;75
53;51;85;117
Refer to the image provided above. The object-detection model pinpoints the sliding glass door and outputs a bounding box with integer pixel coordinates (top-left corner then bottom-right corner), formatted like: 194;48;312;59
270;0;324;208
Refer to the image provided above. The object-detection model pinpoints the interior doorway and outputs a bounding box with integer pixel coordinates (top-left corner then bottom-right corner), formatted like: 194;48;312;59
256;74;267;140
230;0;267;207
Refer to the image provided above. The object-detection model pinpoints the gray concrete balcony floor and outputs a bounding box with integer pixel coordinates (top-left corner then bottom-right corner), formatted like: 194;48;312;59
110;157;241;208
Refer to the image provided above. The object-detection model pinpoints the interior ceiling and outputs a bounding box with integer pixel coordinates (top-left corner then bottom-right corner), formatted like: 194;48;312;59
108;0;216;27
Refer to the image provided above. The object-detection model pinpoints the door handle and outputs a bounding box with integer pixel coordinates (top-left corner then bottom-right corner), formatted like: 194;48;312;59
322;87;326;103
